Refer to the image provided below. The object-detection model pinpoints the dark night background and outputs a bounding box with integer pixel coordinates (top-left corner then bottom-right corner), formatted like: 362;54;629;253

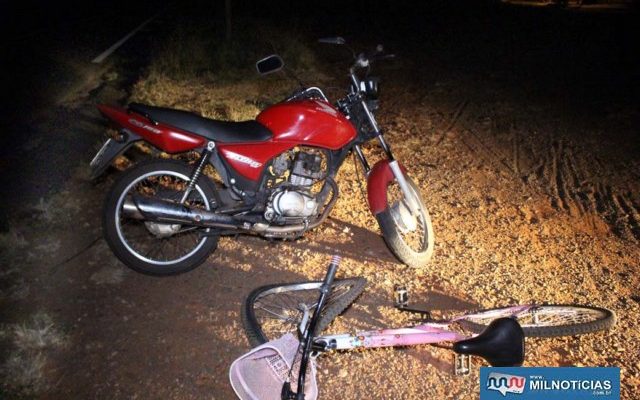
1;0;638;220
1;0;639;398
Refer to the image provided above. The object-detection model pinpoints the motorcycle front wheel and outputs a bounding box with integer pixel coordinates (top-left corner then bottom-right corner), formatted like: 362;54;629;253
103;159;219;276
376;176;434;268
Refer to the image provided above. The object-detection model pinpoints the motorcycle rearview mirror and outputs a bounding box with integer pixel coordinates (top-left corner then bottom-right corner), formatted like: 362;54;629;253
255;54;284;75
318;36;346;45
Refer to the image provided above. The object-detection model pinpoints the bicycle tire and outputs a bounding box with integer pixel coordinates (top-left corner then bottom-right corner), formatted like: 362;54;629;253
242;277;367;346
459;304;615;338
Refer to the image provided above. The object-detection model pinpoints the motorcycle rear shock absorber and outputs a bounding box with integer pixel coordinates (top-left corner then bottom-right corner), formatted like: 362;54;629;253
180;141;215;204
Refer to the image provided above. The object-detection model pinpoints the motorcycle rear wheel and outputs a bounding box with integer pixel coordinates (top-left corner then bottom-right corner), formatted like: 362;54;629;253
376;176;434;268
103;159;219;275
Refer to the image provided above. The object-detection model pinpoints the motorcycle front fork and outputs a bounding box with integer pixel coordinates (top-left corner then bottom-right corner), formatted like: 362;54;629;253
356;95;420;214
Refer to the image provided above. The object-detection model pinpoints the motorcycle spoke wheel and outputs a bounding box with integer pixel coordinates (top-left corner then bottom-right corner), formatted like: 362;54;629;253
376;176;434;268
104;160;219;275
116;171;209;265
386;181;429;253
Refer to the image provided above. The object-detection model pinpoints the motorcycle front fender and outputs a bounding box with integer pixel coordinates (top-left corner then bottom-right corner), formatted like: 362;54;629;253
366;160;406;215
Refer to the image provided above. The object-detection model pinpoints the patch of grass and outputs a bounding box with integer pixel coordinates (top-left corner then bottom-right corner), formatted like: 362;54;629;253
90;266;125;285
13;313;65;350
3;351;47;392
0;228;29;301
131;17;330;123
147;23;219;80
33;197;55;222
0;229;28;254
1;313;66;395
147;16;320;81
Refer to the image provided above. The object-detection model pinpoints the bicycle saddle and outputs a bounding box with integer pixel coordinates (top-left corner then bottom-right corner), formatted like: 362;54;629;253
453;317;525;367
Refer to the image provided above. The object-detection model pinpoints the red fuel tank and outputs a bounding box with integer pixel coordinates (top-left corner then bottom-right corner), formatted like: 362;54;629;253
256;99;357;150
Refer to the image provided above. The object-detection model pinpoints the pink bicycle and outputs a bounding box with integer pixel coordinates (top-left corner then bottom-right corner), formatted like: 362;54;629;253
233;256;614;399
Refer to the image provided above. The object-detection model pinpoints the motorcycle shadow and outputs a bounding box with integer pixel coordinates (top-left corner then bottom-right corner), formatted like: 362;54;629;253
288;217;400;266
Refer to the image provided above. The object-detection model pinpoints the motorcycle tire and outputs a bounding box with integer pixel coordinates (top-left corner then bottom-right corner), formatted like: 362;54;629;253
376;176;434;268
103;159;219;276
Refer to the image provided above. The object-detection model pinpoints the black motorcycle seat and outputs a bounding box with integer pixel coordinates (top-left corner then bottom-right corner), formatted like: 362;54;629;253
128;103;273;143
453;317;525;367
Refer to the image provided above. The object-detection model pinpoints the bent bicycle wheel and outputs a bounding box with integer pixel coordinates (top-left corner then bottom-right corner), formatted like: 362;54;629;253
459;304;615;338
242;278;367;346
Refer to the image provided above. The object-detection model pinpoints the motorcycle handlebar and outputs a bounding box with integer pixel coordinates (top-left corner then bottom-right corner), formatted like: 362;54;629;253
351;50;396;72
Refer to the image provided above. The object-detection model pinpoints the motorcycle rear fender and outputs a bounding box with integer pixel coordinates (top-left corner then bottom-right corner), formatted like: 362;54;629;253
97;104;206;153
89;129;142;179
366;160;407;215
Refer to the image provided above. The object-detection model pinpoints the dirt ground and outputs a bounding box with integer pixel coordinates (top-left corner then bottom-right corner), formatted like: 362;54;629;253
1;3;639;400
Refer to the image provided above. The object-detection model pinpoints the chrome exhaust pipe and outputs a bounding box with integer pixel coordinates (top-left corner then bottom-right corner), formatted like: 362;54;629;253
121;191;335;237
122;196;241;229
252;222;307;236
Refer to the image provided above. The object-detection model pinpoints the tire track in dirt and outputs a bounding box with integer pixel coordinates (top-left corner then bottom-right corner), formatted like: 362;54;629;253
564;146;589;215
545;144;639;240
612;192;640;240
438;94;639;242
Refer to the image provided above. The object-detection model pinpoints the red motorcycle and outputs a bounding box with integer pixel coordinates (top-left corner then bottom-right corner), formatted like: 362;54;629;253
91;38;434;275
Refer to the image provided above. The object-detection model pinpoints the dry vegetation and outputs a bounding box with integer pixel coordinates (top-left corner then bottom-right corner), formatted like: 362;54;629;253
1;313;66;394
129;18;328;123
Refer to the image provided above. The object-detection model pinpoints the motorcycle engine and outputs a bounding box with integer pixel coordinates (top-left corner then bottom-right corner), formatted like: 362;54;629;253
271;190;318;218
264;150;326;221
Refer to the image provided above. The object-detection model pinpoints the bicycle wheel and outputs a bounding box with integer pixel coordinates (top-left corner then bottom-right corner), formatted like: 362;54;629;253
459;304;615;338
242;278;367;346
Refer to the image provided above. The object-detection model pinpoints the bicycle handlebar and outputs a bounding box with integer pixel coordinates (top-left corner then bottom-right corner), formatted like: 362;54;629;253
282;256;342;400
321;255;341;293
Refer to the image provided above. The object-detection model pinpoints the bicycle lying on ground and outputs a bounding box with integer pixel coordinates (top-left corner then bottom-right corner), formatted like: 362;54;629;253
230;256;615;400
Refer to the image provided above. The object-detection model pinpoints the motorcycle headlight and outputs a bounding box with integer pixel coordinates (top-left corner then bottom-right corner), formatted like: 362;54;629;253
352;77;379;100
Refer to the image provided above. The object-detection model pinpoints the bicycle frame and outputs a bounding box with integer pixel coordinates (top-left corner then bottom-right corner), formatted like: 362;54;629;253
314;305;534;351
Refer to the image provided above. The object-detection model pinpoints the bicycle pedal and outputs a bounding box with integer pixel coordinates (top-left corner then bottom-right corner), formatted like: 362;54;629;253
454;354;471;376
394;285;409;308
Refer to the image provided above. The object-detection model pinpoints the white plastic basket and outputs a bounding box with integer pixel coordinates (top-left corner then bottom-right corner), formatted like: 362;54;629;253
229;333;318;400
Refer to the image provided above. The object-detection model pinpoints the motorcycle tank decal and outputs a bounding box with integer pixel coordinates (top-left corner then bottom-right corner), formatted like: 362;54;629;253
217;141;295;181
256;99;356;150
97;104;206;153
